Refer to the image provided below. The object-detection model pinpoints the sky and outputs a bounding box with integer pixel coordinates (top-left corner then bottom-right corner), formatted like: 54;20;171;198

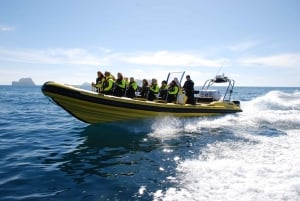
0;0;300;86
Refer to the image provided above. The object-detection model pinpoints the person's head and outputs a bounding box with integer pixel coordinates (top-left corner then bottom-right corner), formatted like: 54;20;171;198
186;75;191;80
161;80;167;85
152;79;157;85
117;72;123;79
104;71;110;77
97;71;103;78
130;77;134;82
142;79;148;85
171;80;177;86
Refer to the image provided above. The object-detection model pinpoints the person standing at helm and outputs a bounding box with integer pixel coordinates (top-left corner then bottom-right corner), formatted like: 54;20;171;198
102;71;115;95
147;78;160;101
183;75;195;104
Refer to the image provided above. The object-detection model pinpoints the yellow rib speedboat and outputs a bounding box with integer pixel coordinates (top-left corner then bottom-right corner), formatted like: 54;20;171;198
41;73;242;124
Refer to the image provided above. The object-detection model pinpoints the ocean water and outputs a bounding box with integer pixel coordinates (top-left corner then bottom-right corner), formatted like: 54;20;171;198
0;86;299;201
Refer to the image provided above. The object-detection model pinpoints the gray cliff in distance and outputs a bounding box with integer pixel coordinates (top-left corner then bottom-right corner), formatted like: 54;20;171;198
12;78;36;86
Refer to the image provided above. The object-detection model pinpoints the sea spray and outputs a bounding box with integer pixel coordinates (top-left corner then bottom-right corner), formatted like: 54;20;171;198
152;90;300;201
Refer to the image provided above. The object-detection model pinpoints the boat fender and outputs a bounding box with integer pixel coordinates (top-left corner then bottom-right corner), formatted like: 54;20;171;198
176;92;187;104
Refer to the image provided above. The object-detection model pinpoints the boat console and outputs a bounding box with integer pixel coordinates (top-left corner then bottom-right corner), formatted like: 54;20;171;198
195;74;236;103
195;90;221;102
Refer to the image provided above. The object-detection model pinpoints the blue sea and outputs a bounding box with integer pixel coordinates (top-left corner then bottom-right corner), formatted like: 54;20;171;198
0;85;299;201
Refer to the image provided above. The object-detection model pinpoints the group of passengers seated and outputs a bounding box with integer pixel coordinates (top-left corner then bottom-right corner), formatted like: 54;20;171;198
91;70;194;104
91;71;138;98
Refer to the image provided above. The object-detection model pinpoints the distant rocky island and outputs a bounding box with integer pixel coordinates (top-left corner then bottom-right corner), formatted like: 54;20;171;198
12;78;36;86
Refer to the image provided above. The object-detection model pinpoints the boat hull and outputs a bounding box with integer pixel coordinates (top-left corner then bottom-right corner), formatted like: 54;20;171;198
41;81;242;124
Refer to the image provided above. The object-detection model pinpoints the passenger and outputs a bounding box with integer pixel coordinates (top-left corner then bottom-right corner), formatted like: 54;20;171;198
113;72;126;97
167;80;179;102
125;77;138;98
159;80;168;100
124;77;129;87
174;77;181;88
91;71;104;92
101;71;115;95
140;79;149;98
147;78;160;101
183;75;195;104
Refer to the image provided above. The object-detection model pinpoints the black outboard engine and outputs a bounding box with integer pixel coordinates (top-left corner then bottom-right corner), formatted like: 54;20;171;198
232;100;240;106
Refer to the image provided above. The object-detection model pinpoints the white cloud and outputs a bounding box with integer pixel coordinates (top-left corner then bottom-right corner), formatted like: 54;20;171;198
228;41;260;52
97;47;112;53
1;47;300;86
0;48;110;66
0;25;15;32
1;47;299;70
237;53;300;68
120;51;227;67
0;48;230;68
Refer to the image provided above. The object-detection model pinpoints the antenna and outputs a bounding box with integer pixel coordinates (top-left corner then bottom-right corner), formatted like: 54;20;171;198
216;66;223;76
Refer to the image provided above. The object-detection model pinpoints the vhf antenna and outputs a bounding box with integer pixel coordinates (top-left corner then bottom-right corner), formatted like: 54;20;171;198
216;65;223;76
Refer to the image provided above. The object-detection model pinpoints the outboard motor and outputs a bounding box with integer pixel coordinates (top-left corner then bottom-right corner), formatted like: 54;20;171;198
232;100;240;106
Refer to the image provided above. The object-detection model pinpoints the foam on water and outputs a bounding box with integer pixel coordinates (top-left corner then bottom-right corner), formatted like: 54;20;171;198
148;117;185;140
150;90;300;201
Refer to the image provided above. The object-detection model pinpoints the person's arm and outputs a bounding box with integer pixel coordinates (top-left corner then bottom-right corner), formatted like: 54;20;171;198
151;85;159;93
103;79;114;91
118;80;126;89
132;82;138;90
169;86;179;95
